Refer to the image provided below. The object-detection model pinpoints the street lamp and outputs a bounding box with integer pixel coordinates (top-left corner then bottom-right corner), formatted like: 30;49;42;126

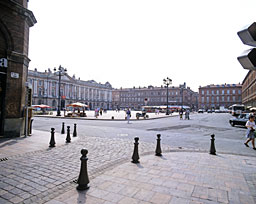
54;65;67;116
163;77;172;115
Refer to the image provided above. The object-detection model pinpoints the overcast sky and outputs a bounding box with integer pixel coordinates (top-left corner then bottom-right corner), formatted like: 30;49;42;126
28;0;255;91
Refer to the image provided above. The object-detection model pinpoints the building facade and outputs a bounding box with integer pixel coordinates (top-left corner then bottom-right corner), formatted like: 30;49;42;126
28;68;113;110
112;83;198;110
198;84;242;110
0;0;36;137
242;70;256;108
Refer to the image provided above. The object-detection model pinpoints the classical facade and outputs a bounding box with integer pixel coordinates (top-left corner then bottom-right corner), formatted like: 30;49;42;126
112;83;198;110
198;84;242;110
28;68;113;110
0;0;36;137
242;70;256;108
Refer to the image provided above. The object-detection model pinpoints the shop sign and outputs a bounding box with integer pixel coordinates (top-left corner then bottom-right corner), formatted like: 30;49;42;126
0;58;8;68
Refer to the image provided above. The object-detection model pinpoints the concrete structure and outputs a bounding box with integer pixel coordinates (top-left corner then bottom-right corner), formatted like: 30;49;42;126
198;83;242;110
0;0;36;137
112;83;198;110
28;68;113;110
242;70;256;108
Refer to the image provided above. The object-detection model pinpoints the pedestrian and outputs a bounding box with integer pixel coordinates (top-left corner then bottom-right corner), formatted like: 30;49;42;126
100;108;103;116
179;109;183;120
95;108;98;118
126;108;131;124
185;109;190;120
244;115;256;150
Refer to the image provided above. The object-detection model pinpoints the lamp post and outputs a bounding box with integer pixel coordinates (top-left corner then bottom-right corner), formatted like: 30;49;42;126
163;77;172;115
180;87;184;109
54;65;67;116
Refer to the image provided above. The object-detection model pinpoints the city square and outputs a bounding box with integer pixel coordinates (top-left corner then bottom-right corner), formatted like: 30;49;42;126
1;0;256;203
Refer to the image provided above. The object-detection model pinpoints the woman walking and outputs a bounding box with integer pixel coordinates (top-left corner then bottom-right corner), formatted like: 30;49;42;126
244;115;256;150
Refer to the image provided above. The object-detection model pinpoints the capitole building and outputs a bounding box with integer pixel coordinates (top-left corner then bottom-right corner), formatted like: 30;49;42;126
0;0;36;137
28;68;113;110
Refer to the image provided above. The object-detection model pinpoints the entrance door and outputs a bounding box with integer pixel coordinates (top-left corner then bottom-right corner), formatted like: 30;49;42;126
0;73;6;135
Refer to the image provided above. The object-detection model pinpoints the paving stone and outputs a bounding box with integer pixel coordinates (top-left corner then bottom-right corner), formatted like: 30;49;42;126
118;197;140;204
0;192;16;200
9;196;23;204
150;192;172;204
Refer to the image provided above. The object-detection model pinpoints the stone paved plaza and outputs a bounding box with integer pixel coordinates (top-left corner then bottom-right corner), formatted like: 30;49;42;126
0;133;171;203
47;152;256;204
1;113;256;203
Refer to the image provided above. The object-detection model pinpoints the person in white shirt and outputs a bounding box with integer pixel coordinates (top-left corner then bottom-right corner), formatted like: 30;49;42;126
244;115;256;150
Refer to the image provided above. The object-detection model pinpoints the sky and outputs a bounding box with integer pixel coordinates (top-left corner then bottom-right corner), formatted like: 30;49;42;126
28;0;256;91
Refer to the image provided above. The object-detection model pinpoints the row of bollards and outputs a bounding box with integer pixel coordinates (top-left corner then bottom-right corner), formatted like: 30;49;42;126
61;122;77;136
132;133;217;163
75;133;217;191
49;123;78;147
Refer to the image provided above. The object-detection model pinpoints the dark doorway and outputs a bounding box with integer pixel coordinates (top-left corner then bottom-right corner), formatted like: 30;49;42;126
0;73;6;135
61;99;65;110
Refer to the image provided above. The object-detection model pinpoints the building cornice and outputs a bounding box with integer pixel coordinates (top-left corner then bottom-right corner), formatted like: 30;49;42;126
0;0;37;27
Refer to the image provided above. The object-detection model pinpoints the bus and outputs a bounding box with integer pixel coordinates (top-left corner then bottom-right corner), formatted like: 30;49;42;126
230;104;245;116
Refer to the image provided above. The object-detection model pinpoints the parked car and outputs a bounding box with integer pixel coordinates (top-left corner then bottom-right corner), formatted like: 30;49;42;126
215;109;220;113
207;110;212;113
198;109;204;113
229;113;251;127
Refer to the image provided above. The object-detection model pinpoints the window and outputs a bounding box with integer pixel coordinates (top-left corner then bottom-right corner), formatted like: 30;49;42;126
233;96;236;102
216;96;219;102
207;90;209;95
238;90;241;94
212;90;214;95
211;97;214;103
222;96;225;102
222;90;225;95
216;90;219;95
227;96;230;102
201;97;204;103
201;90;204;95
232;90;236;94
206;97;209;103
227;90;230;94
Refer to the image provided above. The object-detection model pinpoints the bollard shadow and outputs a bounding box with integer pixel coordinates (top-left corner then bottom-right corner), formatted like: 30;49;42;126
76;188;90;204
209;153;224;158
135;163;144;168
159;155;167;160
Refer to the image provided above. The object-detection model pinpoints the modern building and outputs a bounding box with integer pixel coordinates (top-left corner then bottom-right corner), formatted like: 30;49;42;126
28;68;113;110
112;83;198;110
198;84;242;110
242;70;256;108
0;0;36;137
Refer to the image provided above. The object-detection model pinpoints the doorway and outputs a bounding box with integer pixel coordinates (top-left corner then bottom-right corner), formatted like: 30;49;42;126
0;72;6;135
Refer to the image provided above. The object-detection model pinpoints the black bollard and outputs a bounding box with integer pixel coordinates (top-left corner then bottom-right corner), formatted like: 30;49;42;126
49;128;56;147
61;122;65;134
131;137;140;163
155;134;162;156
210;134;216;155
66;126;71;143
29;119;34;135
77;149;90;190
73;124;77;137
